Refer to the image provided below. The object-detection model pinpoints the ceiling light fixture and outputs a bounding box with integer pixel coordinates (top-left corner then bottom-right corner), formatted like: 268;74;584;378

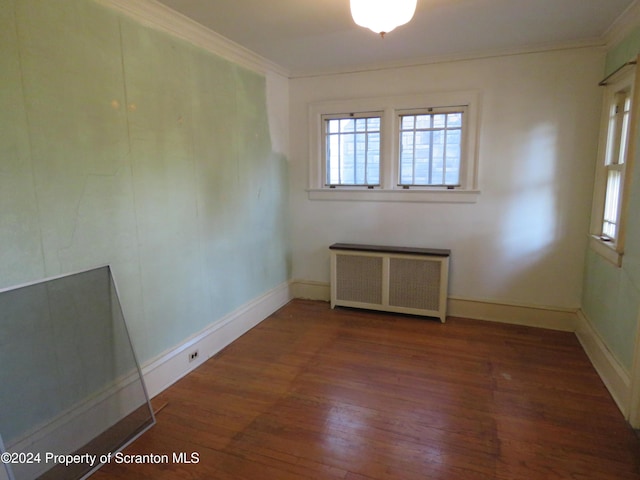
350;0;417;38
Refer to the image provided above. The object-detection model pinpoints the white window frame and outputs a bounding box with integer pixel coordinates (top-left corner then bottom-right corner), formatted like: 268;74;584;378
589;63;638;266
396;106;467;188
308;91;481;203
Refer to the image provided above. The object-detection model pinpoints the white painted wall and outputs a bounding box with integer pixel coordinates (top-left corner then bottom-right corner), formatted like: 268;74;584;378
289;48;605;309
267;71;290;159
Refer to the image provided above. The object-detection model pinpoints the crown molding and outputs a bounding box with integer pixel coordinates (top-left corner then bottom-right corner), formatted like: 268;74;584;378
95;0;290;78
96;0;636;80
604;0;640;50
289;38;605;79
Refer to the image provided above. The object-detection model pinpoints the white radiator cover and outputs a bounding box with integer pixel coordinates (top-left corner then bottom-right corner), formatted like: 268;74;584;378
330;243;450;322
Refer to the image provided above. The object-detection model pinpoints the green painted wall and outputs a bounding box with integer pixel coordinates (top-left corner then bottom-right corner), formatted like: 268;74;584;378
582;28;640;371
605;26;640;77
0;0;290;363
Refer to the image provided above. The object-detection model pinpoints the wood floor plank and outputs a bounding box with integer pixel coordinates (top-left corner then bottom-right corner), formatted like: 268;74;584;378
92;300;640;479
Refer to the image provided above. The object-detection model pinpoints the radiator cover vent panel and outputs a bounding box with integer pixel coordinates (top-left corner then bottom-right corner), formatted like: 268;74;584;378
336;255;383;304
330;243;450;322
388;257;441;311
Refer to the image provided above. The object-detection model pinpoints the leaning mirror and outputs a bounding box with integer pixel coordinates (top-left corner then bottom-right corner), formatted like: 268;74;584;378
0;266;155;480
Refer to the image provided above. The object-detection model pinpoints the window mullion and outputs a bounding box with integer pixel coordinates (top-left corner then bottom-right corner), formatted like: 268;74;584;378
338;131;343;185
428;126;434;185
412;124;417;184
352;131;357;185
442;116;448;185
365;123;370;185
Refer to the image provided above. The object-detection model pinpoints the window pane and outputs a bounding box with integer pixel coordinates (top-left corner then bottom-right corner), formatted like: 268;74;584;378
415;115;430;129
367;132;380;184
448;112;462;127
433;114;446;128
355;133;366;183
402;116;415;129
415;130;430;184
399;127;414;183
605;110;617;166
445;164;460;185
445;130;461;185
340;119;354;133
619;109;630;165
327;134;341;184
603;168;622;239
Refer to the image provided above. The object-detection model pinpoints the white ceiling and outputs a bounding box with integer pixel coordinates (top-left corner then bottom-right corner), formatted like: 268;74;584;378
155;0;637;76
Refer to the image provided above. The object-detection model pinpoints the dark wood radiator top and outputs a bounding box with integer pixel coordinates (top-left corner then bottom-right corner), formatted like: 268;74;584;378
329;243;450;257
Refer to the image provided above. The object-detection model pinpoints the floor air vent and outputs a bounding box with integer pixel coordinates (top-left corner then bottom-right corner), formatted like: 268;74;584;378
330;243;450;322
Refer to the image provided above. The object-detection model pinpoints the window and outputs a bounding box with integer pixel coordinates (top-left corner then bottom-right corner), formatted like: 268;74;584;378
308;91;480;203
398;108;465;187
601;91;631;239
590;65;637;266
324;113;381;186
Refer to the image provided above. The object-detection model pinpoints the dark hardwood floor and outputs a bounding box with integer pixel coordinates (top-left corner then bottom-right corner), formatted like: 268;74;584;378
93;299;640;479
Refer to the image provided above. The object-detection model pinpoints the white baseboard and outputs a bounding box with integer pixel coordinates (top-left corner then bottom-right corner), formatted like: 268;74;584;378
288;281;634;424
142;281;292;398
138;280;632;427
290;279;330;301
288;280;578;331
447;296;578;331
575;309;631;417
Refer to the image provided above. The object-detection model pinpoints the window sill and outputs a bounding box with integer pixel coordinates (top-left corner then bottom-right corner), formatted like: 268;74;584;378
307;188;480;203
589;235;623;267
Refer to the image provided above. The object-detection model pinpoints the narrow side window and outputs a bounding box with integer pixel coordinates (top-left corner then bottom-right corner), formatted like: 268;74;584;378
601;91;631;241
590;61;638;266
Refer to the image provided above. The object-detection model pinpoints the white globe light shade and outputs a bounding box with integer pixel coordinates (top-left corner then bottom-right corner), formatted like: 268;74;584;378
350;0;418;35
